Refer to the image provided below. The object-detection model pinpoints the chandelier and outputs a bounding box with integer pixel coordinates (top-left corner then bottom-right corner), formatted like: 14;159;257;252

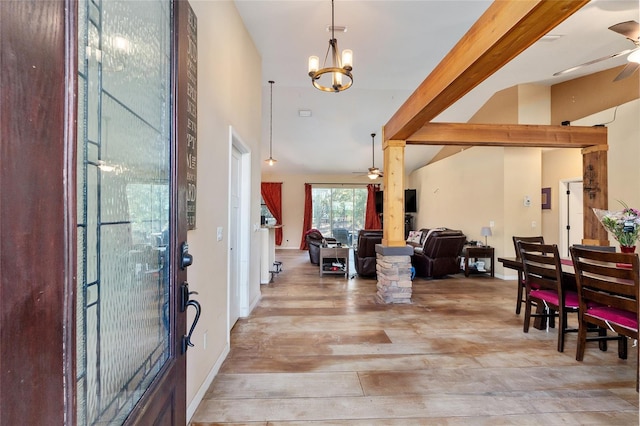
307;0;353;93
265;80;277;166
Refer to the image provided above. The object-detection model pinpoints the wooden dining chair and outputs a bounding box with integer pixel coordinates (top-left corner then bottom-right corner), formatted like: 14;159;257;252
513;236;545;315
570;246;639;391
520;241;578;352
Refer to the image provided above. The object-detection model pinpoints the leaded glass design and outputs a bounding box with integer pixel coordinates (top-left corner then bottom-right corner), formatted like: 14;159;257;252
76;1;172;424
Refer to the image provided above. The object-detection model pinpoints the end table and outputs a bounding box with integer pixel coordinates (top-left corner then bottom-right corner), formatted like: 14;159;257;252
463;246;494;277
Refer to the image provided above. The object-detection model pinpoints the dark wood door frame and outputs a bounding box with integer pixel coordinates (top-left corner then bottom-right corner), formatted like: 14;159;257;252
1;0;189;423
1;0;76;423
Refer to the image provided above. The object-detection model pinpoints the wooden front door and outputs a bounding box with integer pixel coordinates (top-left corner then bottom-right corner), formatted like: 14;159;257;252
0;0;191;424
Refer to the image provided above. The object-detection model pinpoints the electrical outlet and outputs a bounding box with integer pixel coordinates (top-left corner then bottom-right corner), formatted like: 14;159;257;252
531;221;537;228
489;221;495;228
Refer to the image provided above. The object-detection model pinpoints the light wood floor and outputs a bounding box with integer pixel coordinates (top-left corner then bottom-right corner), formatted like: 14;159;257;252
191;249;639;425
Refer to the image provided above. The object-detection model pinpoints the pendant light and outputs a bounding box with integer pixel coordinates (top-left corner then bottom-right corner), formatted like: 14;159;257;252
307;0;353;93
265;80;277;166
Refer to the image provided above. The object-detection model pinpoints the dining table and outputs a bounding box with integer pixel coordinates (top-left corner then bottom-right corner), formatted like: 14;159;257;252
498;256;577;277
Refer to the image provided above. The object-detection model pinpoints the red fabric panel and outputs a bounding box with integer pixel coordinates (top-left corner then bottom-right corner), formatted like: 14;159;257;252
299;183;313;249
261;182;283;245
364;184;382;230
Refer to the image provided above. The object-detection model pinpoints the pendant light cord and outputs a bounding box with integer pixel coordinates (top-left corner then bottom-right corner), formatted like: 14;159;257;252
269;80;274;158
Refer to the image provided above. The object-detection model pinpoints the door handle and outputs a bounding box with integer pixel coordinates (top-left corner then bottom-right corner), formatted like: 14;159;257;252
180;281;201;354
182;299;201;353
180;242;193;269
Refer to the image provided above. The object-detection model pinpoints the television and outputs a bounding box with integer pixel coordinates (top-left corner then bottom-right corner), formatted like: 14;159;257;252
405;189;417;213
374;189;417;214
375;191;384;214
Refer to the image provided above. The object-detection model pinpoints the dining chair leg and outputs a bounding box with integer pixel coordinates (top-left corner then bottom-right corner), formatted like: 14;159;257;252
576;322;588;362
598;328;608;352
636;348;640;392
617;336;628;359
557;310;566;353
515;278;524;315
523;296;532;333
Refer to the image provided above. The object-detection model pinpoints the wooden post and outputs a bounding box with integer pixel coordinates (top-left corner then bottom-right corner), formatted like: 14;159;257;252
382;139;406;247
582;145;609;246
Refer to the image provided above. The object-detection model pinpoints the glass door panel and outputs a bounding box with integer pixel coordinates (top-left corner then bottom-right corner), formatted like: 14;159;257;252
76;0;171;424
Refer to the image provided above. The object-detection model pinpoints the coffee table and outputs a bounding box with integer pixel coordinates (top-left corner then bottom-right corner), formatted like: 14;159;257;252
319;245;349;277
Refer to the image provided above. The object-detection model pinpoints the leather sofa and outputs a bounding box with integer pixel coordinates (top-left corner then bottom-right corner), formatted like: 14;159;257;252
410;228;466;278
305;229;336;265
354;229;383;277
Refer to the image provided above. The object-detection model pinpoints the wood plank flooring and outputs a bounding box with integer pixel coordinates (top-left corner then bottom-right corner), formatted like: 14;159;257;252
191;249;639;425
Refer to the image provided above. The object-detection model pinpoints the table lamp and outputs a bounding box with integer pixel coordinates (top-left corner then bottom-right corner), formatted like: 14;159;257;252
480;226;492;246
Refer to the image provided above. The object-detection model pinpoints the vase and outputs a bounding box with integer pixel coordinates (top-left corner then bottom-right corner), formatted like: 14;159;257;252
620;245;636;253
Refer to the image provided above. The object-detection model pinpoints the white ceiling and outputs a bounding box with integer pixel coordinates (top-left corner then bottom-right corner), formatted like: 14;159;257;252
233;0;640;177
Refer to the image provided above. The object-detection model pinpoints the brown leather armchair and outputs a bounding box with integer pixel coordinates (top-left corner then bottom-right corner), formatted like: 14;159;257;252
354;229;383;277
305;229;336;265
410;228;466;278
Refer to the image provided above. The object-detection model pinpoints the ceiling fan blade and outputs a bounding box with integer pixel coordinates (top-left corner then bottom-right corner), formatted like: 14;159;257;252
553;48;637;76
608;20;640;42
613;61;640;81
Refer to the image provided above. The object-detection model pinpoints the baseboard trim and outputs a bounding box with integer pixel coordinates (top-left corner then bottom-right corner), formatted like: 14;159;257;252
186;344;230;422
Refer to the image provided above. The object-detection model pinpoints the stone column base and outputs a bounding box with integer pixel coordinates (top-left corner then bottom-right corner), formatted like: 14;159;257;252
374;244;414;304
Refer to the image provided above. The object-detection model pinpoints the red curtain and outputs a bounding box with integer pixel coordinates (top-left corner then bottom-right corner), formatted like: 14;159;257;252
261;182;283;245
299;183;313;249
364;183;382;230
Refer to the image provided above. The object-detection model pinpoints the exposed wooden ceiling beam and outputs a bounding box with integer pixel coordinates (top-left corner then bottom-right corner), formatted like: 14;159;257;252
407;122;607;148
383;0;589;141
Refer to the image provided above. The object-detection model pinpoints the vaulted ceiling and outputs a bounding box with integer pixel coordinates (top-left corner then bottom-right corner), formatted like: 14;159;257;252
233;0;640;177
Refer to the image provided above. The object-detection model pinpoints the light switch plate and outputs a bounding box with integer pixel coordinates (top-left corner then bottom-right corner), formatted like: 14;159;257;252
217;227;223;241
524;196;531;207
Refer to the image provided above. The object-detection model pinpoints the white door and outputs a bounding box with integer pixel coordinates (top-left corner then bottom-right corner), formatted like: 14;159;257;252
229;147;242;327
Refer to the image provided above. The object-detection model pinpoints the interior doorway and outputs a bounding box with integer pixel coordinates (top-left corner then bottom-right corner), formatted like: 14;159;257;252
228;127;252;330
559;179;584;257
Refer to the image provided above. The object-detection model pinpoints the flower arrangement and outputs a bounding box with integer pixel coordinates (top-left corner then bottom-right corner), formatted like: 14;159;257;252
593;201;640;249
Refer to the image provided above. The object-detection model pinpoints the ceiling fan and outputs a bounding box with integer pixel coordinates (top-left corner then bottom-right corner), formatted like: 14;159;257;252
354;133;383;180
553;20;640;81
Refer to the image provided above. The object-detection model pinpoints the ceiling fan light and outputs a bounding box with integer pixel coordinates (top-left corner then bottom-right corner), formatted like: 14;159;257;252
628;49;640;64
367;172;378;180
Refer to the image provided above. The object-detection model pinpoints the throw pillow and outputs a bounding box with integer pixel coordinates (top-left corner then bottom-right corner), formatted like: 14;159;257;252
407;230;422;244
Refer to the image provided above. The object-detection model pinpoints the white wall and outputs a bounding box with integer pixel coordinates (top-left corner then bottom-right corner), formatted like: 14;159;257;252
407;146;540;278
186;0;262;418
572;99;640;244
407;97;638;278
572;99;640;210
